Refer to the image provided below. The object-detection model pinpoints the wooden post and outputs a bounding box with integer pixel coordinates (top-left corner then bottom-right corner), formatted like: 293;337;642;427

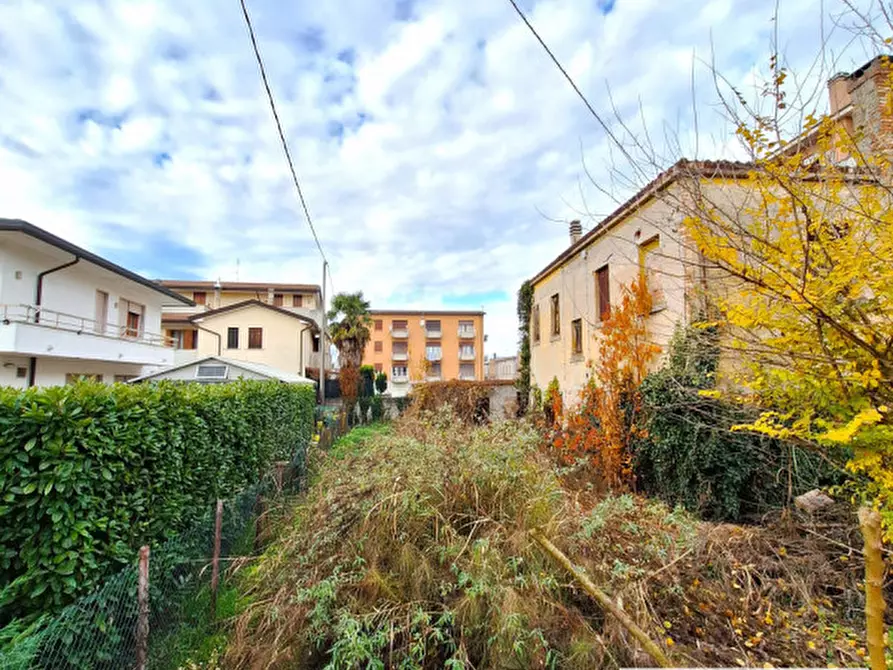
135;545;149;670
859;506;886;670
210;499;223;620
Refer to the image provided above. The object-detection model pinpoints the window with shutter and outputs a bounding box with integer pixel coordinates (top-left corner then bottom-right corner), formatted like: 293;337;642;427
595;265;610;322
550;294;560;336
638;236;665;309
248;327;263;349
273;293;284;306
292;294;303;307
227;327;239;349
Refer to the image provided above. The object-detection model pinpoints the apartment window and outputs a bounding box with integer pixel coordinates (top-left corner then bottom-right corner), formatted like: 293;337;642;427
273;293;284;307
374;363;383;373
114;374;136;383
571;319;583;356
227;327;239;349
374;341;383;352
16;367;27;379
392;365;408;379
248;327;263;349
532;305;540;343
392;319;408;332
595;265;611;323
194;291;207;305
292;294;303;307
393;342;408;355
121;299;144;339
179;329;197;350
458;320;474;337
426;342;442;361
312;334;320;353
459;363;475;380
428;362;442;378
374;319;383;331
460;344;475;359
550;294;560;337
638;235;666;309
94;290;108;334
426;319;442;335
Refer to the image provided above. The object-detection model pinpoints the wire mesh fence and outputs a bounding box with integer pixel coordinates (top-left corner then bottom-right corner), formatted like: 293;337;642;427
1;407;345;669
0;473;301;669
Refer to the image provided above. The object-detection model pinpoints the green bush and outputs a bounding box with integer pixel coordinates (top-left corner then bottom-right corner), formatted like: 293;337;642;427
370;396;384;422
0;379;314;623
634;325;841;521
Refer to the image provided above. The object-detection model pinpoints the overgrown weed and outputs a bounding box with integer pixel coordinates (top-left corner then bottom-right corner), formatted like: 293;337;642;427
225;407;874;668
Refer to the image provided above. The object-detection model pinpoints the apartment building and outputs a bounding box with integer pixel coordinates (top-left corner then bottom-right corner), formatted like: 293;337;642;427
158;281;327;380
361;310;485;397
0;219;191;387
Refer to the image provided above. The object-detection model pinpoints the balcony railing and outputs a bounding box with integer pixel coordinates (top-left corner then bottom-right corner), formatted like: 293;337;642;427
425;328;442;339
458;374;476;381
425;374;442;382
392;351;409;361
1;304;173;347
392;375;409;384
458;327;475;339
390;326;409;338
459;350;476;361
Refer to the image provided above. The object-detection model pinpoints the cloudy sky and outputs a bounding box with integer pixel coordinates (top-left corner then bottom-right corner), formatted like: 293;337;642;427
0;0;876;355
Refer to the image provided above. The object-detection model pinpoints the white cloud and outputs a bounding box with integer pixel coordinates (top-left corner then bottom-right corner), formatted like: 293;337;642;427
0;0;874;357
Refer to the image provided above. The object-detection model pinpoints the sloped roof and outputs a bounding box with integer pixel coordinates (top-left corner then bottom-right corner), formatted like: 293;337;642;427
129;356;315;384
159;280;320;293
0;219;193;304
184;299;319;329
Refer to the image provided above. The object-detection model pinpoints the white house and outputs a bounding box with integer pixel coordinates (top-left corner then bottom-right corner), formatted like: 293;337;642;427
0;219;193;387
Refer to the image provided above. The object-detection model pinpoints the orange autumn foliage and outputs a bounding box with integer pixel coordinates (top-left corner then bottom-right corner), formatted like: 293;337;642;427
550;278;661;488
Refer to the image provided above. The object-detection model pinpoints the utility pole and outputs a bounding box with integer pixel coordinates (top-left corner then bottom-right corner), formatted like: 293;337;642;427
319;262;326;406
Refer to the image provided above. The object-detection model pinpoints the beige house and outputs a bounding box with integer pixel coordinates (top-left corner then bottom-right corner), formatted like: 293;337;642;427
530;57;893;403
158;281;327;382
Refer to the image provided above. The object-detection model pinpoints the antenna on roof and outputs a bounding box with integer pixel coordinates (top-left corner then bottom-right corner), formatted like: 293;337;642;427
236;258;240;282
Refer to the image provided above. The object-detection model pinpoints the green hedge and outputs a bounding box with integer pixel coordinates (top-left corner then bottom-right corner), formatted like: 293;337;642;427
0;379;314;623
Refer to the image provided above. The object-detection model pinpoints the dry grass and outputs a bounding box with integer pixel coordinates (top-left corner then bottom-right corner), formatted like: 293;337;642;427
225;408;881;669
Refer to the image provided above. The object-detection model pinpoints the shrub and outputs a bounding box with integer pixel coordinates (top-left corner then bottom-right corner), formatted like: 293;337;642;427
0;379;315;622
359;365;375;398
374;372;387;395
634;325;841;520
370;396;384;422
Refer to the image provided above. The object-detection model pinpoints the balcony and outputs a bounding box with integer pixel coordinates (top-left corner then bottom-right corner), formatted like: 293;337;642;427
426;351;442;362
458;374;476;381
392;374;409;384
390;326;409;338
0;304;174;366
424;327;442;339
391;351;409;362
459;350;476;361
425;374;442;382
458;327;476;339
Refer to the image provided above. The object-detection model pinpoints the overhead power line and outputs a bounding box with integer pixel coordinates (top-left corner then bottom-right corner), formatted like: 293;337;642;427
238;0;332;273
504;0;635;166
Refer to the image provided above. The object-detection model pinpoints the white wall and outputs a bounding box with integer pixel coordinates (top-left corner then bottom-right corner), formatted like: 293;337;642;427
0;236;166;338
32;358;145;386
0;355;31;389
144;362;273;382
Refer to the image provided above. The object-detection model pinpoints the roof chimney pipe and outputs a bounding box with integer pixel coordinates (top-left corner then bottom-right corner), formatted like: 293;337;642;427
569;219;582;246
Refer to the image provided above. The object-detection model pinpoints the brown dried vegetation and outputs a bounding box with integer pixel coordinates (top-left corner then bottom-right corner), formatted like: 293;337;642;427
226;410;881;668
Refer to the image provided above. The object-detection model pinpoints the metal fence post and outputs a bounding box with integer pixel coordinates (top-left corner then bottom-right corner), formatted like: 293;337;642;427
210;499;223;620
136;545;150;670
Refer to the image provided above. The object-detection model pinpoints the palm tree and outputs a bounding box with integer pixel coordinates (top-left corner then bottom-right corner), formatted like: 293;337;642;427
327;293;372;422
327;292;372;368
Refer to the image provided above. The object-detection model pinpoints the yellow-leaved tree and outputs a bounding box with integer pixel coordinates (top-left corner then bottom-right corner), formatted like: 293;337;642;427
679;54;893;670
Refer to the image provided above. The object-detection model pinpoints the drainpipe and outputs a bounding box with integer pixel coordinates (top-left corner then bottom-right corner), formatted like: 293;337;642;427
297;324;309;377
30;255;80;386
193;323;222;356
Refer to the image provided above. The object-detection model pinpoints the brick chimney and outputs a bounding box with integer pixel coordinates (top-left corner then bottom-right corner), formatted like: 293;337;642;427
827;72;852;115
846;55;893;157
569;219;582;246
